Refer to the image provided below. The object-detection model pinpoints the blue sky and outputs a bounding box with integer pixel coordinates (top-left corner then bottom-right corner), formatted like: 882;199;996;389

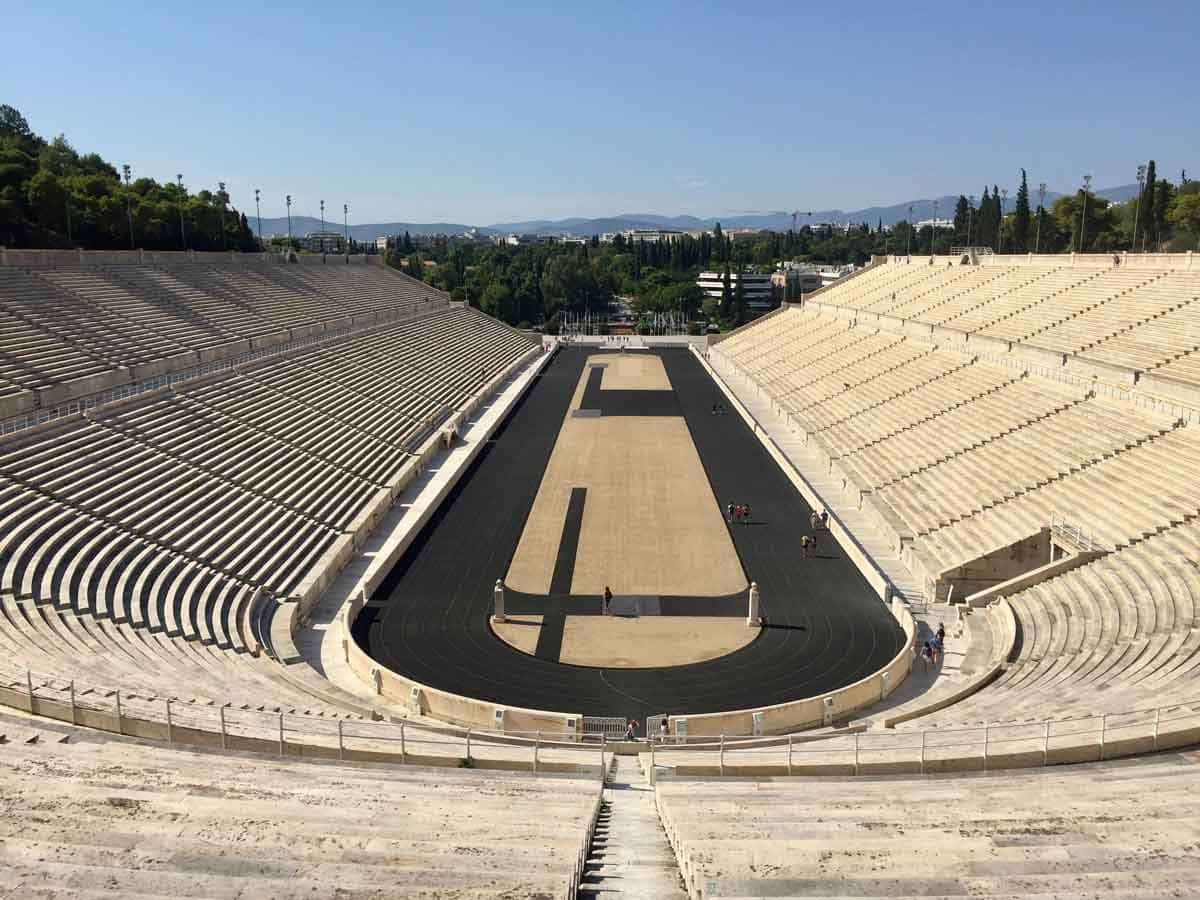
4;1;1196;224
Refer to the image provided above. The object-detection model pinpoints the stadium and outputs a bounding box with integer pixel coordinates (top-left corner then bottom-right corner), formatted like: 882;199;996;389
1;242;1198;898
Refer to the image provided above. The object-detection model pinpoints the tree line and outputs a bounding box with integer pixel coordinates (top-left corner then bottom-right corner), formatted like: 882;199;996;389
5;101;1197;331
0;104;257;251
941;167;1199;254
384;224;771;332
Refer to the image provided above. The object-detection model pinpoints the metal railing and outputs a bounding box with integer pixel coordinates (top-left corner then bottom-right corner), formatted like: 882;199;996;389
0;663;608;768
646;702;1200;777
565;776;606;899
4;662;1197;777
1050;511;1105;553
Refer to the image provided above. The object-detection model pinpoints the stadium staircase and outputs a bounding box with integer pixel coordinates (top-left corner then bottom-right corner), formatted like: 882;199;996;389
579;756;688;900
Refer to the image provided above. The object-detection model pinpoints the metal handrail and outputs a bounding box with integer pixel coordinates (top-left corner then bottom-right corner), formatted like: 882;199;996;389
4;663;1197;774
1050;510;1105;553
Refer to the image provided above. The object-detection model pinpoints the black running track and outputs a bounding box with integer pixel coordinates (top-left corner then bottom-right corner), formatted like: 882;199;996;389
356;347;903;728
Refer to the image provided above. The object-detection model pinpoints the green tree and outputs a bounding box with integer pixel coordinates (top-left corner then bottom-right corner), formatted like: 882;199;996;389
0;104;34;141
952;195;970;239
481;282;514;321
1012;170;1031;253
1152;178;1174;249
1143;161;1157;249
1168;185;1200;234
733;267;747;326
719;261;732;322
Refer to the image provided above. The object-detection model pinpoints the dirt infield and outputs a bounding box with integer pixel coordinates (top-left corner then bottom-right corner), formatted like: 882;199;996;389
493;614;758;668
507;353;744;598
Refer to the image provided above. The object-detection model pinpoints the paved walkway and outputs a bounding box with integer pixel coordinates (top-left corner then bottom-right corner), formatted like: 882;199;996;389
292;351;553;712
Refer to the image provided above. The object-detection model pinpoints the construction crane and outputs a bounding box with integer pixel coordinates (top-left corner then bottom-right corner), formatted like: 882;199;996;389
791;211;812;231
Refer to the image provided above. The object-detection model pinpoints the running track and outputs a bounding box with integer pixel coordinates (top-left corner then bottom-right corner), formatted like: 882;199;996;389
355;347;904;728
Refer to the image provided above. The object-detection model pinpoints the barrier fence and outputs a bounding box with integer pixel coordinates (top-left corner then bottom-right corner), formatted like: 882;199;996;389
648;702;1200;777
3;663;1197;776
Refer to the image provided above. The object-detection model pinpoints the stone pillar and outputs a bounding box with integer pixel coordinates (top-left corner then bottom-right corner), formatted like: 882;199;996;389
747;581;761;627
492;579;506;623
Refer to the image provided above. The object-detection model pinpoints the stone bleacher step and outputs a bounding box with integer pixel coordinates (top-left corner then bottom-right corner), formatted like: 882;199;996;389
1078;292;1197;354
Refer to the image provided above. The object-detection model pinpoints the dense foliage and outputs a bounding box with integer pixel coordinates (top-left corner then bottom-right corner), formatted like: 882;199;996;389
383;160;1198;330
0;104;257;250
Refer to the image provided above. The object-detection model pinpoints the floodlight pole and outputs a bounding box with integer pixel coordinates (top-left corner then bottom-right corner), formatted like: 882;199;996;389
255;188;262;247
906;205;913;257
320;199;326;250
343;204;349;254
122;164;135;249
286;195;293;249
1132;165;1146;253
967;194;975;248
177;174;187;250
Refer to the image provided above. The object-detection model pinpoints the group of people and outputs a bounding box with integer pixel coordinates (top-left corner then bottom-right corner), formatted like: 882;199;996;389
919;622;947;670
710;402;728;415
727;502;752;524
622;717;671;742
800;508;830;558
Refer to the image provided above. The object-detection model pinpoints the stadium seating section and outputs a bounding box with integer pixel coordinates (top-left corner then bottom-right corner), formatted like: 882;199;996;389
0;723;600;898
658;753;1200;899
3;251;1200;899
0;256;535;723
0;258;451;418
713;255;1200;726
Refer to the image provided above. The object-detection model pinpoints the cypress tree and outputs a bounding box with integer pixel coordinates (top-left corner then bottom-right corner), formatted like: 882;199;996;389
1013;170;1031;253
978;187;991;247
733;267;747;325
1153;178;1173;248
991;185;1002;250
1143;161;1157;249
953;195;969;239
720;261;732;322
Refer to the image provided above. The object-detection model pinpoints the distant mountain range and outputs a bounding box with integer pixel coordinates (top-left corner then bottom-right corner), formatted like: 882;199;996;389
249;185;1141;241
251;216;479;241
487;184;1141;235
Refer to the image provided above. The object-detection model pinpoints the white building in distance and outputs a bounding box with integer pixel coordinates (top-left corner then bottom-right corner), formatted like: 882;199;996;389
696;270;775;316
302;231;344;253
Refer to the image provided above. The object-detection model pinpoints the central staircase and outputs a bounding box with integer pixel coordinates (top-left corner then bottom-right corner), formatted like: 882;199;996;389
578;757;687;899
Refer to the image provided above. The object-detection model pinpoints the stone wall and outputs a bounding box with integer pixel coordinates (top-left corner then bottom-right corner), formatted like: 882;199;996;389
938;529;1051;602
